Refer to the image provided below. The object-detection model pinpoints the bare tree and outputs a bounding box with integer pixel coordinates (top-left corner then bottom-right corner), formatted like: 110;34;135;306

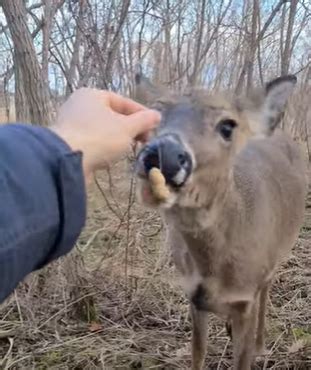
246;0;259;91
281;0;298;75
1;0;53;125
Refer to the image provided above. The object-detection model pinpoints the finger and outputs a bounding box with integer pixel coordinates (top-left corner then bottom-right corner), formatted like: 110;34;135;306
106;91;148;115
123;109;161;138
135;131;152;143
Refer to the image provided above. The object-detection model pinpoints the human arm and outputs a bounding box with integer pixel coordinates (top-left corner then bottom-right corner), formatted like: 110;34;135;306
0;89;160;303
0;124;86;302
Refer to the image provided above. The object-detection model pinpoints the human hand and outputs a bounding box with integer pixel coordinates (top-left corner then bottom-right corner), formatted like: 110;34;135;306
50;88;161;183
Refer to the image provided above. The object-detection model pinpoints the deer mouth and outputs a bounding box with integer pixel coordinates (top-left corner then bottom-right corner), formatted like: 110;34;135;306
135;177;174;208
138;180;158;205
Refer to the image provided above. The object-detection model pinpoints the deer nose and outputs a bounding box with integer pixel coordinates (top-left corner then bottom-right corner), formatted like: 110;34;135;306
138;136;192;188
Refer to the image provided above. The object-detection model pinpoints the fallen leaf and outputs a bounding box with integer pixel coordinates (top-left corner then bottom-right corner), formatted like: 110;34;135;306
88;322;102;332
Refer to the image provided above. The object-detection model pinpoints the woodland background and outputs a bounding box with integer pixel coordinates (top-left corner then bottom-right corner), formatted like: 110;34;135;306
0;1;310;369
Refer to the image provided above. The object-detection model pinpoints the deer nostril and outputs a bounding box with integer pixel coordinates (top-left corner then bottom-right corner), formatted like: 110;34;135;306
143;152;159;173
178;153;187;167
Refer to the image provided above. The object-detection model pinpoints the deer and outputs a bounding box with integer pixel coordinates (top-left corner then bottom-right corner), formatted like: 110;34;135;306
133;72;307;370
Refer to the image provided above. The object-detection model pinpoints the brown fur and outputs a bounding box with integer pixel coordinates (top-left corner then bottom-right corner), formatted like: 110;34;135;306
134;74;307;370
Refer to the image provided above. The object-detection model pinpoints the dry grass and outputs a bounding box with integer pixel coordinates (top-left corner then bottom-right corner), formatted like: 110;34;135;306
0;157;311;370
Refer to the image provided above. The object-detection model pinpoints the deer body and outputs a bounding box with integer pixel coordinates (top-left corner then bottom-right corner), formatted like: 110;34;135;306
134;74;307;369
167;129;305;303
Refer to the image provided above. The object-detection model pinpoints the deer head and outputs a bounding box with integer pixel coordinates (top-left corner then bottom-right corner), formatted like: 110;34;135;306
134;72;297;209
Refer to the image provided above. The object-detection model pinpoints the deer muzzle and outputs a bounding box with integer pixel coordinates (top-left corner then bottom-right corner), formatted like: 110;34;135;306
136;134;193;188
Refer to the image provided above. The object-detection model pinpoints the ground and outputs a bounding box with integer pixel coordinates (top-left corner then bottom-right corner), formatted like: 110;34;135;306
0;158;310;369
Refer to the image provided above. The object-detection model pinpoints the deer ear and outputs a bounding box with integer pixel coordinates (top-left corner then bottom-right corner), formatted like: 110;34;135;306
133;64;167;106
262;75;297;133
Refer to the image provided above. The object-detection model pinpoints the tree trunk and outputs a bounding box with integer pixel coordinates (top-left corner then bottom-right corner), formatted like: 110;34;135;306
65;0;86;96
246;0;259;92
235;0;250;93
281;0;298;75
1;0;53;126
103;0;131;89
42;0;52;81
163;8;172;84
189;0;206;86
14;49;30;122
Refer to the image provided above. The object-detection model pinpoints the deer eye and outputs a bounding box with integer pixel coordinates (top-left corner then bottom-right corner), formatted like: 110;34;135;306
216;119;237;141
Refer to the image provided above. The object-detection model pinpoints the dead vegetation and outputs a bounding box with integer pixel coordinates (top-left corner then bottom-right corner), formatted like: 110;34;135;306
0;157;310;369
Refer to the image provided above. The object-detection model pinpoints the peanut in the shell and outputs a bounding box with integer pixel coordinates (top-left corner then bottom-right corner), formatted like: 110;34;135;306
148;167;170;201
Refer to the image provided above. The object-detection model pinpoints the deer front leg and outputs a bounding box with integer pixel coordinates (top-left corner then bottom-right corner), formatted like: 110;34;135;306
190;303;208;370
255;282;270;356
231;301;257;370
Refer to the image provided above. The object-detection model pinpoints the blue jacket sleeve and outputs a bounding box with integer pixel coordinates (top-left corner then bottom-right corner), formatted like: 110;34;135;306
0;123;86;303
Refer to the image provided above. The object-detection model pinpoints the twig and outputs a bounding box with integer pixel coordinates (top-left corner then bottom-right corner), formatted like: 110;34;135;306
14;291;23;325
262;330;285;370
217;338;230;370
106;167;123;216
6;330;104;368
94;175;122;220
0;329;16;339
124;172;136;294
1;337;14;369
94;210;129;271
37;292;96;330
78;227;106;252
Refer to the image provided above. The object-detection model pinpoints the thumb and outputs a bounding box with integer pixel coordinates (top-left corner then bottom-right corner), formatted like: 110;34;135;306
124;109;161;138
